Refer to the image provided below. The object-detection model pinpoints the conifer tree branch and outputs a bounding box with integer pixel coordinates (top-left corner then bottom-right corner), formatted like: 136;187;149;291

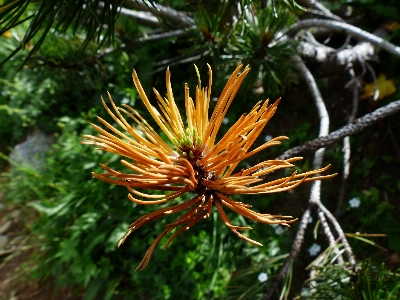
288;19;400;57
118;6;160;27
276;99;400;160
266;54;359;298
294;54;351;263
136;26;195;43
264;208;311;300
266;54;343;299
316;201;356;265
124;0;195;27
336;67;360;218
296;0;343;21
317;209;344;264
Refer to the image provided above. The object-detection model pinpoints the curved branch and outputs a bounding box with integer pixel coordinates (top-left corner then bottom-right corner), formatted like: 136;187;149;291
277;99;400;160
98;2;160;27
317;202;356;265
295;53;347;264
292;55;329;138
336;67;360;217
264;208;311;300
317;209;344;264
288;19;400;57
125;0;195;27
293;54;355;269
266;55;334;299
118;6;160;27
297;0;344;22
136;27;195;43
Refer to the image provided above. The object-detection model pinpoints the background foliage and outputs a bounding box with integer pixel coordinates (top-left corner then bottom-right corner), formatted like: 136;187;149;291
0;0;399;299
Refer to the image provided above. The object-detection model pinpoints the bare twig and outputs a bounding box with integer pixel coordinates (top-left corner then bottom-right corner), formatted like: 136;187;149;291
98;2;160;27
335;134;351;218
299;26;391;71
288;19;400;57
297;0;344;22
136;26;195;43
317;209;344;264
299;39;376;68
119;6;160;27
292;55;329;138
365;62;380;101
317;202;356;265
266;54;360;298
265;55;333;299
103;1;196;44
294;53;345;265
125;0;195;27
277;99;400;160
264;208;311;300
336;66;360;217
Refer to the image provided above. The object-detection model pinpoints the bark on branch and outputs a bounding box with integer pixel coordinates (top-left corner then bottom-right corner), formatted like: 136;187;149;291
125;0;195;27
296;0;343;21
277;99;400;160
264;208;311;300
288;19;400;58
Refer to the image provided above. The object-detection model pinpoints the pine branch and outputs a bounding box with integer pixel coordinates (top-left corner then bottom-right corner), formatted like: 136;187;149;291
296;0;343;21
136;27;195;43
99;2;160;27
124;0;194;27
336;66;360;218
264;208;311;300
295;51;352;268
288;19;400;57
277;99;400;160
317;209;344;264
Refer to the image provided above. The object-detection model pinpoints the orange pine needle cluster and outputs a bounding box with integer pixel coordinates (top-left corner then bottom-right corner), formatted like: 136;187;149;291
82;64;334;270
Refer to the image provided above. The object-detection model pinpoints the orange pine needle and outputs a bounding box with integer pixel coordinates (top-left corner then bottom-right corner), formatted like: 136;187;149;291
82;63;335;270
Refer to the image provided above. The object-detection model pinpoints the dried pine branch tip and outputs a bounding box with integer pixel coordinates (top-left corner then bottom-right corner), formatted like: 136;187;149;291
82;63;335;270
